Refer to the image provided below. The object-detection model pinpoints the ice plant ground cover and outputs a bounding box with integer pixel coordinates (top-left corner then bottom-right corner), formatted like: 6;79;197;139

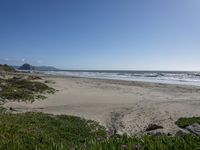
0;108;200;150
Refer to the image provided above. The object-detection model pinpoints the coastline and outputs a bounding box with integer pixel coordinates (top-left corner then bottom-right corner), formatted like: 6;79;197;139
4;73;200;135
34;72;200;88
39;70;200;87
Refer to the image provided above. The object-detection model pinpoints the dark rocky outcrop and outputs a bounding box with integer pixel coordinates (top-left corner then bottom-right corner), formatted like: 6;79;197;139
185;123;200;136
18;63;34;70
145;124;163;132
16;64;58;71
176;128;190;136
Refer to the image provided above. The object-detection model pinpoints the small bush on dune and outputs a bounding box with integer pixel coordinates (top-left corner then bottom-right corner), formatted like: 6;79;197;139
7;79;54;93
175;117;200;128
0;78;55;102
0;64;15;72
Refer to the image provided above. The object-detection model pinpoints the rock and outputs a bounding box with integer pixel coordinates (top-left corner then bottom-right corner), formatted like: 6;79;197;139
134;144;140;150
167;133;172;136
147;130;165;136
108;128;117;137
9;107;14;111
19;64;34;70
145;124;163;131
176;128;190;136
185;123;200;136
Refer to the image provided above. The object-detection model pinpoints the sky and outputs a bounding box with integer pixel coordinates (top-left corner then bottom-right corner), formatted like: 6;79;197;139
0;0;200;71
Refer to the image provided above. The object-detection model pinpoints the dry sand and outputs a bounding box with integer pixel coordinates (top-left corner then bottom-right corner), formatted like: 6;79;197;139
4;75;200;135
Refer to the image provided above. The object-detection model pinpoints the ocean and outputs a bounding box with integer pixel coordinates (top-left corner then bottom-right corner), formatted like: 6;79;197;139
41;70;200;86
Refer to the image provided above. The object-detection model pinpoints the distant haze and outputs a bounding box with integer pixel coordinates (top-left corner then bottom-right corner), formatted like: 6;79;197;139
0;0;200;71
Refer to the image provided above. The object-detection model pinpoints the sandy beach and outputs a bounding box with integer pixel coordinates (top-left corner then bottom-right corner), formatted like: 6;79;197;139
4;74;200;135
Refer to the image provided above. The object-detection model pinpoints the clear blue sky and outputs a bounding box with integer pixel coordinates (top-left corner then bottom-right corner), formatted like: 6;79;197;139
0;0;200;70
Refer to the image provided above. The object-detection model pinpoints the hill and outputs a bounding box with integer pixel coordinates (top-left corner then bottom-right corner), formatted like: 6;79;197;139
18;63;34;70
16;64;58;71
0;64;15;72
34;65;58;71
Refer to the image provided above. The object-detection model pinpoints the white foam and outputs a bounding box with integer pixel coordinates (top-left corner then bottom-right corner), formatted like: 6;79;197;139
41;71;200;86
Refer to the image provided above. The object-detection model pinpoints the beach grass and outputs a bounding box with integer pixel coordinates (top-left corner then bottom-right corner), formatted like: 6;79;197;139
0;78;55;102
0;64;15;72
83;135;200;150
175;117;200;128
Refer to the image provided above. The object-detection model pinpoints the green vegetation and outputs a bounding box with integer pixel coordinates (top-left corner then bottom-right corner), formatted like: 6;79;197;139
0;106;6;113
83;135;200;150
0;78;55;102
0;111;106;150
0;64;15;72
175;117;200;128
0;109;199;149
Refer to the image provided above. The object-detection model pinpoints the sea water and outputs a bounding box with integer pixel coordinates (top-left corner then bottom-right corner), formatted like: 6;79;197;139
41;70;200;86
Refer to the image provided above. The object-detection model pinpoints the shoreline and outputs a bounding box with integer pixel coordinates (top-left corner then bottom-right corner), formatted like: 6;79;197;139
37;70;200;87
35;72;200;89
4;73;200;135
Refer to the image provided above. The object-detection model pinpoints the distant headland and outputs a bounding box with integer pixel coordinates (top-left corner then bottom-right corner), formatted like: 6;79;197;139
13;63;58;71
